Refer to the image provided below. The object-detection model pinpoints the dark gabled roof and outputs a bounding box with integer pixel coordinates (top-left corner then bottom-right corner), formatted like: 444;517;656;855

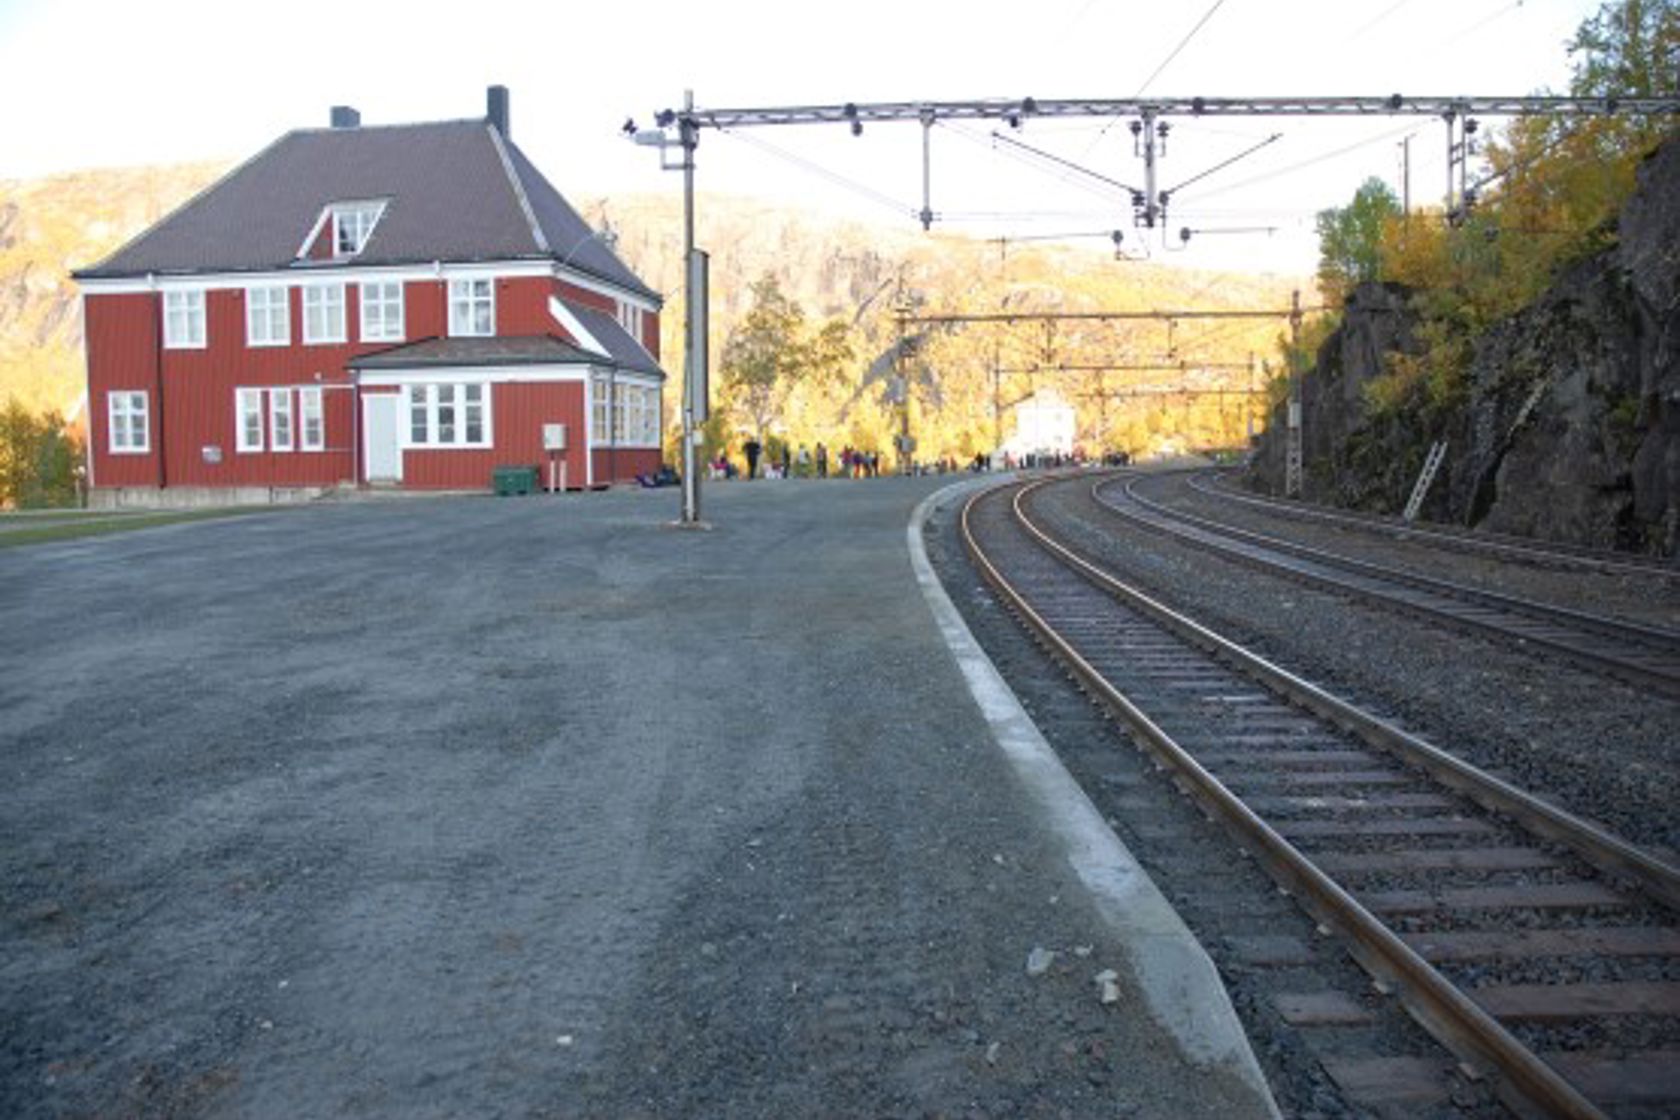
349;334;597;370
568;304;665;377
502;140;658;301
75;119;659;303
349;316;666;381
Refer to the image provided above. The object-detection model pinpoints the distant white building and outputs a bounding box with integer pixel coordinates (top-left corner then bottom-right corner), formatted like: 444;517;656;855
1004;389;1076;458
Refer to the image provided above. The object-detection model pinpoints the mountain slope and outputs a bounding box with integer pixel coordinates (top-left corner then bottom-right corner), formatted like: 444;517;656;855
1;163;1303;456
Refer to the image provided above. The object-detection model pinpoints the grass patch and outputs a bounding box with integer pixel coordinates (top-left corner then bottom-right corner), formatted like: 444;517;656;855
0;506;271;548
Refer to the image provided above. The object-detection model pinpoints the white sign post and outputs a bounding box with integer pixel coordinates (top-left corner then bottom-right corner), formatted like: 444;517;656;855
543;423;568;493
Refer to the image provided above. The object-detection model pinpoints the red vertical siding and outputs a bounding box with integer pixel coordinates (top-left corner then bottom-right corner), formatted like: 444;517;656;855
86;266;662;495
152;286;362;488
592;447;661;484
554;278;614;315
85;292;163;487
643;310;660;361
407;279;446;340
497;277;554;335
400;381;587;489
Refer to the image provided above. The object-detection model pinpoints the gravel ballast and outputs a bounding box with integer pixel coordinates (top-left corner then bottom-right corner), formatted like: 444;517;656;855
1034;471;1680;859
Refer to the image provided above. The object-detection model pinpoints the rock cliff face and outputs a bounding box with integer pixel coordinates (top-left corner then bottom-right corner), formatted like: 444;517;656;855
1251;133;1680;557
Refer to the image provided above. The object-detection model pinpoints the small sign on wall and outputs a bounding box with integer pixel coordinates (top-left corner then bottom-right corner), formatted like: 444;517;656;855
202;445;223;464
542;423;567;452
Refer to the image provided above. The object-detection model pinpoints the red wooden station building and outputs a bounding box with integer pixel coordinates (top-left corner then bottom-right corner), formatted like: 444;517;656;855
74;87;665;504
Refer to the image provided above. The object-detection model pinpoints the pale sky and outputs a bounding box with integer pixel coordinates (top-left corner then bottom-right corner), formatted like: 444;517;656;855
0;0;1605;274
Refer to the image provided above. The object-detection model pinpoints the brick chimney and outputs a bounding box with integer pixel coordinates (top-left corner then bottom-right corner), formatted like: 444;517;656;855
330;105;361;129
487;86;510;138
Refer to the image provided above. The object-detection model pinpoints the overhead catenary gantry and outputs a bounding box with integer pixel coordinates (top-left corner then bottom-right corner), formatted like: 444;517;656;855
651;94;1680;231
627;92;1679;520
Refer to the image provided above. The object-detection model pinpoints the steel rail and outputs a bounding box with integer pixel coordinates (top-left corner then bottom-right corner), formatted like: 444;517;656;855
960;477;1612;1119
1193;471;1680;581
1126;473;1680;649
1103;474;1680;696
1009;477;1680;905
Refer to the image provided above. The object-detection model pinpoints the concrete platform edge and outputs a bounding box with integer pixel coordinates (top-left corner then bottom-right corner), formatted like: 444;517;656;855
908;479;1280;1116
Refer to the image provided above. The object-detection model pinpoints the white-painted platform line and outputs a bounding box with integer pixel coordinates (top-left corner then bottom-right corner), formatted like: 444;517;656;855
907;479;1280;1118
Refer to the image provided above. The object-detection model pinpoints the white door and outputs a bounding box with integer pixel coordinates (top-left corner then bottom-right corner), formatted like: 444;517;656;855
364;393;402;482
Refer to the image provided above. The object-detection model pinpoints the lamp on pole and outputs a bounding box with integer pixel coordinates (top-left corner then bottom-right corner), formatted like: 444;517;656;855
627;92;708;525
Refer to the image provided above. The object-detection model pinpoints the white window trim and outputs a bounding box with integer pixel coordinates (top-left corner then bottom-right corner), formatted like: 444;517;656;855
236;388;265;453
79;260;662;312
615;300;645;343
270;389;295;452
551;296;608;355
302;283;348;345
162;289;206;350
399;382;494;449
448;278;495;338
299;387;324;452
331;201;386;259
107;391;150;454
245;285;290;348
359;280;405;343
358;366;588;387
590;374;662;449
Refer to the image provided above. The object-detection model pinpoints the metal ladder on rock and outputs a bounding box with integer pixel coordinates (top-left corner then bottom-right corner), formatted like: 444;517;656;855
1403;440;1448;522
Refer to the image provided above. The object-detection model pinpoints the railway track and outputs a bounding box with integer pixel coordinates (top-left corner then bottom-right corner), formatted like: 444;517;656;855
1093;472;1680;698
961;474;1680;1119
1190;471;1680;581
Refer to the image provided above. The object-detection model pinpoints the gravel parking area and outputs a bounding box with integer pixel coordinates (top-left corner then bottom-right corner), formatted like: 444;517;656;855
1;479;1268;1118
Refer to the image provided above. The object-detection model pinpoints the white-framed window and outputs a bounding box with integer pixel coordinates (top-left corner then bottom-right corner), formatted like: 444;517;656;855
270;389;294;452
591;374;609;440
637;384;660;444
408;384;429;445
163;289;206;349
448;278;494;337
303;284;346;344
236;388;265;452
246;286;290;347
404;382;491;447
463;383;485;444
300;387;324;451
615;300;644;342
332;202;385;258
107;391;149;453
359;281;404;342
591;379;659;446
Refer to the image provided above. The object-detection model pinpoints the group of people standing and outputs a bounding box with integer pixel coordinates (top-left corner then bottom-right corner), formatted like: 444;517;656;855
715;439;885;481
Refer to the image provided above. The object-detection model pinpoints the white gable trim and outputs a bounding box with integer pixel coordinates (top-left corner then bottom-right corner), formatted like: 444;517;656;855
295;207;333;260
487;125;550;254
548;296;609;356
358;365;597;387
553;263;660;312
77;259;555;295
79;260;661;310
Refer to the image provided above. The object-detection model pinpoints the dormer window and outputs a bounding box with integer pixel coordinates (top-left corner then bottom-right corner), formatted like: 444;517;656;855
331;201;385;258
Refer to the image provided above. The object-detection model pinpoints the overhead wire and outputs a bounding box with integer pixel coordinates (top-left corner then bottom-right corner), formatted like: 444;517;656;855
1448;0;1527;45
989;129;1143;194
715;126;918;221
1163;132;1283;195
937;120;1136;208
1346;0;1414;42
1134;0;1231;97
1176;120;1420;203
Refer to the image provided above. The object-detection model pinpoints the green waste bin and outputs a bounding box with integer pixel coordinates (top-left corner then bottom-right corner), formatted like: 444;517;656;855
493;466;538;496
